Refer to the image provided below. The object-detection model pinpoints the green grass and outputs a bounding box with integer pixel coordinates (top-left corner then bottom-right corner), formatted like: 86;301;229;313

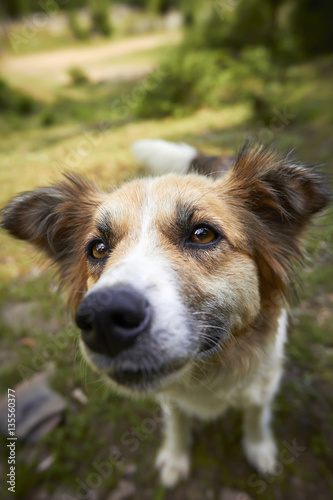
0;38;332;500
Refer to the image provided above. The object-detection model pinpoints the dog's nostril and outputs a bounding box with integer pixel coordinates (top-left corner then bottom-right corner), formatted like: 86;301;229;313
112;308;146;330
75;310;94;331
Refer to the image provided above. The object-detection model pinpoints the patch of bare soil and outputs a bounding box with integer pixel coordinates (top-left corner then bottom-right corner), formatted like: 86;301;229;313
0;32;181;84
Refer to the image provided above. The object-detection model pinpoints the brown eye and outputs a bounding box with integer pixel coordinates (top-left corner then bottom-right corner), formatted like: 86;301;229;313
189;226;218;245
90;240;109;260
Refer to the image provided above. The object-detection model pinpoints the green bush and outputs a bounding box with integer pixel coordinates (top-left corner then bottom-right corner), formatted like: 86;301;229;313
68;5;112;39
90;0;112;37
91;9;112;36
67;67;90;86
0;79;16;112
147;0;179;14
0;79;37;115
40;109;57;127
290;0;333;58
16;95;36;115
135;46;279;119
135;50;223;118
183;0;275;52
68;10;90;40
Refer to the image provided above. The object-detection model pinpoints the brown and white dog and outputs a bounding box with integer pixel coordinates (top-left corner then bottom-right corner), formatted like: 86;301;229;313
1;140;331;487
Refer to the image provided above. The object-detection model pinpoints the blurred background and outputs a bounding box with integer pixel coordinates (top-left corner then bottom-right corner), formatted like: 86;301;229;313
0;1;332;499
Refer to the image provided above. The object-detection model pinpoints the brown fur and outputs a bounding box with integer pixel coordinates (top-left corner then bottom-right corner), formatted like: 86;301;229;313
1;144;330;355
220;145;331;298
1;173;107;309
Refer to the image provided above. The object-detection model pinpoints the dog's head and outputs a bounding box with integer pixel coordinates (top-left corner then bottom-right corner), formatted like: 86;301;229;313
2;145;330;395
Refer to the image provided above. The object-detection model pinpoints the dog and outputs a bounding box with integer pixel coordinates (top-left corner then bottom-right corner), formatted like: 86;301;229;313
1;140;331;488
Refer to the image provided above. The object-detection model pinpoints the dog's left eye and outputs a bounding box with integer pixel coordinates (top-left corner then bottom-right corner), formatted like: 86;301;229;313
188;226;220;246
88;240;109;260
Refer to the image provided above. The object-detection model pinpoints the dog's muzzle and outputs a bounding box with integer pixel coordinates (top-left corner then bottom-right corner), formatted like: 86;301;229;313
75;285;151;357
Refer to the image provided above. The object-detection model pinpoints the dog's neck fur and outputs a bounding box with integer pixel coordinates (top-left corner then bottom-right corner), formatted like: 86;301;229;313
159;307;287;421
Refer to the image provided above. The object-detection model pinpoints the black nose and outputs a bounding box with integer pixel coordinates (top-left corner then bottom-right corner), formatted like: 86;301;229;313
75;286;151;357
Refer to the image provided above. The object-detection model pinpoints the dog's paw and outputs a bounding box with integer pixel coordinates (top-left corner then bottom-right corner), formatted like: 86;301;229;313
155;447;190;488
243;437;278;475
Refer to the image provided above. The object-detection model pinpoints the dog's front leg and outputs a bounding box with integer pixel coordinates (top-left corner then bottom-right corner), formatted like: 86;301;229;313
155;400;192;487
242;403;278;475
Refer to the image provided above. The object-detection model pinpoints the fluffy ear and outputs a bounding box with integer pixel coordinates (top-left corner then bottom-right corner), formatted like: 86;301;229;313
222;145;331;296
1;173;103;258
1;174;105;308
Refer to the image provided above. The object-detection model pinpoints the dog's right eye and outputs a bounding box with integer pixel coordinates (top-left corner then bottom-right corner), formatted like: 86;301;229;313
190;227;217;245
185;224;221;248
88;240;109;260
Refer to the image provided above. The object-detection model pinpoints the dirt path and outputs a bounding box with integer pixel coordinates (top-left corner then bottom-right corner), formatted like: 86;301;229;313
0;31;180;84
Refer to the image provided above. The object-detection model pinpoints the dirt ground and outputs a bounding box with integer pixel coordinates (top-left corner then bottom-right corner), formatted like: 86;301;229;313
1;31;181;84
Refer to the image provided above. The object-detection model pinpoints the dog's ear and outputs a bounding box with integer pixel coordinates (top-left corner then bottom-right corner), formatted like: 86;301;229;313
1;173;104;260
1;173;105;309
188;153;234;178
222;145;331;295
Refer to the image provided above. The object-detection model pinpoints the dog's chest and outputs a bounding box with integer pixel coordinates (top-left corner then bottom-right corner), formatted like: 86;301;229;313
162;309;288;420
161;348;286;419
162;371;258;419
